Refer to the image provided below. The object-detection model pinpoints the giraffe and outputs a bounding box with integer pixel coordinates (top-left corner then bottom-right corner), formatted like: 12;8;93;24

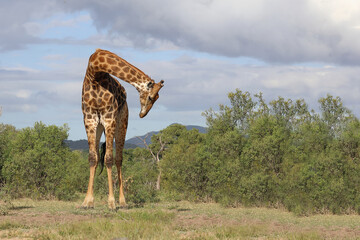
81;49;164;209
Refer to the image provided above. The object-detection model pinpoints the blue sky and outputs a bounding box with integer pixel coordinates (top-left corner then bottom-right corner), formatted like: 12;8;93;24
1;0;360;140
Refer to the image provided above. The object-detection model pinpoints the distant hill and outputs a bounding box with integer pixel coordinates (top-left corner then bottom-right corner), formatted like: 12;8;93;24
64;139;88;151
65;124;207;151
122;124;207;148
125;131;159;149
185;125;207;133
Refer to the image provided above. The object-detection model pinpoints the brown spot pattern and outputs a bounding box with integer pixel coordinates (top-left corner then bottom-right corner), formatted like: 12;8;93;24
90;91;97;98
107;58;116;65
84;93;90;102
111;66;120;72
104;92;110;101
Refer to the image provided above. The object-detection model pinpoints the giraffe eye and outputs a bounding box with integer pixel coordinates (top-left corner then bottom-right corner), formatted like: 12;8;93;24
147;81;154;89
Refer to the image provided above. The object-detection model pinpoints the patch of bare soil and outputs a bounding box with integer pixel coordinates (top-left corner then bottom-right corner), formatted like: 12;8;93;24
174;212;360;239
1;211;92;226
317;227;360;240
0;207;94;240
264;221;360;239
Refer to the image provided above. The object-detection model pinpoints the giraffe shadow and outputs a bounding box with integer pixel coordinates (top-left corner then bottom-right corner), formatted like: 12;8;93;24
176;208;191;212
9;206;34;210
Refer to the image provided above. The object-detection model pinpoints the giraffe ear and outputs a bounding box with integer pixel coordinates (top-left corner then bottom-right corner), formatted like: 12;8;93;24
147;81;154;89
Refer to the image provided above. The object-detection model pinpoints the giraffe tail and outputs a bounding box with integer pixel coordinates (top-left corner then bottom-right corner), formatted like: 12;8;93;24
98;142;106;175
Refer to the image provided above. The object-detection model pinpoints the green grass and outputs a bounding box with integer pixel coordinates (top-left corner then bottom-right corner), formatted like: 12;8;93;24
0;199;359;239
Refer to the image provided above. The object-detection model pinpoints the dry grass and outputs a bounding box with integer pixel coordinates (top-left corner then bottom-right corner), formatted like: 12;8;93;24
0;199;359;239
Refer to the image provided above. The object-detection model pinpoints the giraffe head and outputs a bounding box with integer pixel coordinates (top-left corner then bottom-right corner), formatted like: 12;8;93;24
139;80;164;118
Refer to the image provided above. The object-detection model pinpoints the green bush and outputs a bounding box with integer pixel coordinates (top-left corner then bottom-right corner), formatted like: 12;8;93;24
1;122;84;200
159;91;360;214
55;150;89;200
122;148;159;205
161;129;206;201
0;124;16;185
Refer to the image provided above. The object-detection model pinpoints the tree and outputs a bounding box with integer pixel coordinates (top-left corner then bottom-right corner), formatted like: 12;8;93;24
121;148;158;205
161;128;205;200
202;89;257;134
269;97;310;129
198;90;360;213
138;133;166;190
228;90;256;131
2;122;82;199
0;124;16;185
139;124;187;190
319;94;352;137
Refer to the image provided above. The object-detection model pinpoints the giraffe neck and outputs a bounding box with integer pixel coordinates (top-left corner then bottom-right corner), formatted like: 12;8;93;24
88;49;151;92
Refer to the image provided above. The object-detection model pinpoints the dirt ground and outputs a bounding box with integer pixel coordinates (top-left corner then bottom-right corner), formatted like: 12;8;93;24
1;199;360;239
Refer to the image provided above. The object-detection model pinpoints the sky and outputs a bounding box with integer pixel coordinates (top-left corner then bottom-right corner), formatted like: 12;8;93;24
1;0;360;140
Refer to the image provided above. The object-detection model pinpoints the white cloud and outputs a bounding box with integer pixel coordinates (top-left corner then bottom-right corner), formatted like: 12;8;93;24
15;90;31;99
0;0;60;51
1;0;360;64
54;0;360;64
148;56;360;112
309;0;360;24
24;13;92;37
21;104;38;113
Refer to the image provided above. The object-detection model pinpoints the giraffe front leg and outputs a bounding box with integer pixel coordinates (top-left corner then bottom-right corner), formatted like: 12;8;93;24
115;137;127;208
117;161;127;207
106;167;116;210
115;105;128;208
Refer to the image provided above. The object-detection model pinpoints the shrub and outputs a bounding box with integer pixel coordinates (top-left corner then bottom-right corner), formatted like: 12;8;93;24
2;122;84;200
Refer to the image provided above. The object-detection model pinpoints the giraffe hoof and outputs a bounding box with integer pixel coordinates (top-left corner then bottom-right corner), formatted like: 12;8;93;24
81;198;94;209
80;203;94;209
108;198;116;210
80;205;94;210
119;201;127;209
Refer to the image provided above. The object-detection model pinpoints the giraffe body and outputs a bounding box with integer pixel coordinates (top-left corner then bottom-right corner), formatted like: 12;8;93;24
81;49;164;209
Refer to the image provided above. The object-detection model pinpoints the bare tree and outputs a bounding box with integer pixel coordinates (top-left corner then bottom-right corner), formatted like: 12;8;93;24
138;134;166;190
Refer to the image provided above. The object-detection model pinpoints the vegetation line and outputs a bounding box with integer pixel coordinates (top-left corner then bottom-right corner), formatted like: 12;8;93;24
1;90;360;216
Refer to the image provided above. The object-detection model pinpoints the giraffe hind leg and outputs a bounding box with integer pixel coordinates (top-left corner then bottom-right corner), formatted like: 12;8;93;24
82;122;104;208
102;120;116;210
